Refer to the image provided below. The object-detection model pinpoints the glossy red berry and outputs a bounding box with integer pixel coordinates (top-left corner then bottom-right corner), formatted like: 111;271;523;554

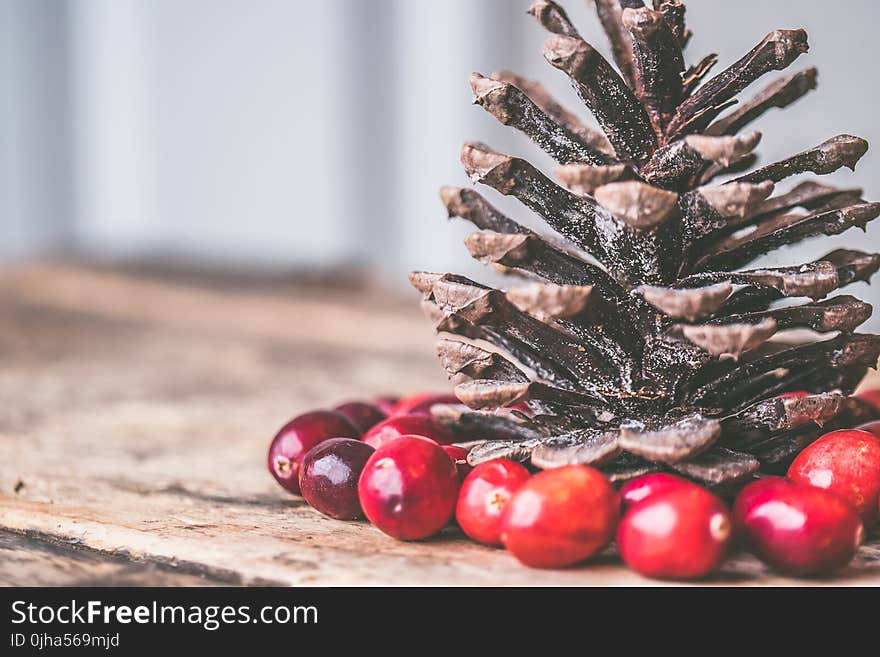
619;473;698;512
500;466;619;568
442;445;473;482
361;414;455;449
455;459;531;546
618;487;731;580
358;436;459;540
732;476;783;535
392;392;459;416
299;438;375;520
333;401;386;434
787;429;880;524
734;478;863;576
268;411;359;494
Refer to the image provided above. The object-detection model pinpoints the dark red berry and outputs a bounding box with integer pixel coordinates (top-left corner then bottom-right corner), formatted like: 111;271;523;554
855;419;880;438
362;414;455;449
732;476;784;535
392;392;459;416
618;487;731;580
787;429;880;524
268;411;359;494
619;473;698;512
456;459;530;546
734;478;863;576
501;466;619;569
358;435;459;540
372;396;399;416
299;438;375;520
442;445;473;482
333;401;386;434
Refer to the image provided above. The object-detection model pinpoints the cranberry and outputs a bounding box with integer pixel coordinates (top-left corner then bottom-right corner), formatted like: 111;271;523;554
856;389;880;411
333;401;386;434
268;411;359;494
734;478;863;576
777;391;810;399
455;459;531;546
442;445;473;482
732;476;783;535
392;392;459;416
618;487;731;579
372;396;399;416
619;473;698;512
855;420;880;438
298;438;375;520
787;429;880;524
500;466;619;568
358;435;459;540
362;414;455;449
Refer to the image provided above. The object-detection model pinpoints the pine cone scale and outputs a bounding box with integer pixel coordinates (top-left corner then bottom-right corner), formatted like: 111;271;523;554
415;0;880;486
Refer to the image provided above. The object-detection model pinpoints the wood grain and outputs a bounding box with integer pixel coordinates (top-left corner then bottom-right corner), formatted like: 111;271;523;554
0;530;227;586
1;263;878;586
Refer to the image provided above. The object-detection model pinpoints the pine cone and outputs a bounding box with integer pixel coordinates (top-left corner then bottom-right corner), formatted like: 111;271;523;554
411;0;880;487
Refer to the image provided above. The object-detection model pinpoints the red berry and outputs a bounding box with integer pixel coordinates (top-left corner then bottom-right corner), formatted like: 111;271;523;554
787;429;880;524
777;391;810;399
299;438;375;519
362;414;455;449
333;401;386;434
734;478;863;576
455;459;531;546
618;487;731;580
855;420;880;438
268;411;359;494
856;389;880;411
372;396;399;416
619;473;698;512
442;445;473;482
732;476;784;535
392;392;459;416
357;436;459;540
500;466;619;568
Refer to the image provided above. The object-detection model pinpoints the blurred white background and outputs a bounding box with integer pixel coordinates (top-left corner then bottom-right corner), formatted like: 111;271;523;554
3;0;880;321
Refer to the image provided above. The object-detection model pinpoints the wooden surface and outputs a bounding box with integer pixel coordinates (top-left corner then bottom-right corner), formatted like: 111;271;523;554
1;262;878;587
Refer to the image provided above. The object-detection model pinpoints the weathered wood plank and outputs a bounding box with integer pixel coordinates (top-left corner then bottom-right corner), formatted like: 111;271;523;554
0;263;878;586
0;530;228;586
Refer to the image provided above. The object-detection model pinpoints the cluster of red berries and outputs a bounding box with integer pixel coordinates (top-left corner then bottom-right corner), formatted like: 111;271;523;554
268;391;880;580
